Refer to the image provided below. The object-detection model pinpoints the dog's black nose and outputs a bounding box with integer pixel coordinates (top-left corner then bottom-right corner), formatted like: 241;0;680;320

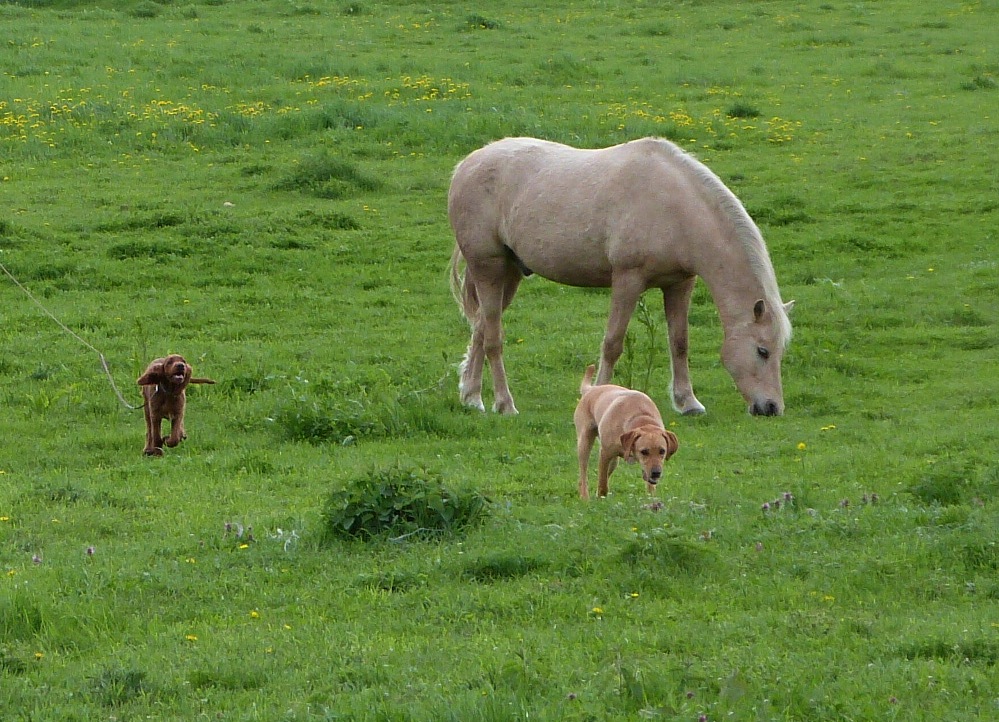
650;469;662;481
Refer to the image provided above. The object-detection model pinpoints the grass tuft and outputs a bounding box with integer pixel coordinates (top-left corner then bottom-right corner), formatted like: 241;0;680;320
621;531;718;575
90;668;148;707
463;552;548;582
467;14;500;30
273;150;382;199
319;464;489;542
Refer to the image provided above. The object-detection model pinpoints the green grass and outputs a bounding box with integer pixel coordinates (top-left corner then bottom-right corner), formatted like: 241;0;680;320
1;0;998;719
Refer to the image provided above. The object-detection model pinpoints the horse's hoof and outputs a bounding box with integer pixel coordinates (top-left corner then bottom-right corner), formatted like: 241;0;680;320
681;403;707;416
493;400;519;415
461;395;486;412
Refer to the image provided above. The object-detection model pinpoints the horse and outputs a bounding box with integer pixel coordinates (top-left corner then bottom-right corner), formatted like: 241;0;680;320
447;136;794;416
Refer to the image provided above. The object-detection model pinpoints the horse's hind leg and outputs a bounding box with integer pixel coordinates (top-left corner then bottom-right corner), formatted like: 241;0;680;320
472;260;521;414
459;323;486;412
596;273;644;385
662;278;706;415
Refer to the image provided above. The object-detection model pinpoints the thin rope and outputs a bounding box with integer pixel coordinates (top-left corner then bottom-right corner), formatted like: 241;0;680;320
1;260;139;410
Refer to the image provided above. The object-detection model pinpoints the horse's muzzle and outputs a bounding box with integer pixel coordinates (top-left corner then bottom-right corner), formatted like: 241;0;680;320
750;400;782;416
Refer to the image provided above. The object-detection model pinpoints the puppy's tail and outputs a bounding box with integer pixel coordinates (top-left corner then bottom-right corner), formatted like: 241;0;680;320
579;364;597;396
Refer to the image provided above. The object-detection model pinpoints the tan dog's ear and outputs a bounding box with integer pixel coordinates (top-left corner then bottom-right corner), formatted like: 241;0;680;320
620;429;639;460
137;363;165;386
661;429;679;458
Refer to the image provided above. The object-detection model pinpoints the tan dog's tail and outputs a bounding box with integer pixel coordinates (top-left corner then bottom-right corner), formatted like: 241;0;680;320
579;364;597;395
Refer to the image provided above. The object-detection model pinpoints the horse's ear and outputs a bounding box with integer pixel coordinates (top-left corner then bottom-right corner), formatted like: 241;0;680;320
783;300;796;314
753;299;766;321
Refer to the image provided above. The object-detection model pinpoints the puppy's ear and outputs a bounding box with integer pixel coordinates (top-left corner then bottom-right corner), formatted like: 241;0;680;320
137;363;165;386
619;430;639;460
661;429;679;458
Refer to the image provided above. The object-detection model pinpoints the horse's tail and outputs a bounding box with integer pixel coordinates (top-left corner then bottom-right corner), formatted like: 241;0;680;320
449;243;478;325
579;364;597;396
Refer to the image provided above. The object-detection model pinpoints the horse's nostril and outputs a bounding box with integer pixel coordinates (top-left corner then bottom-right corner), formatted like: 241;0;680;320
751;401;780;416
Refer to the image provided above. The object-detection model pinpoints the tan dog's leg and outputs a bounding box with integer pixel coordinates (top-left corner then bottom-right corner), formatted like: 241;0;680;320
576;422;598;500
597;448;619;498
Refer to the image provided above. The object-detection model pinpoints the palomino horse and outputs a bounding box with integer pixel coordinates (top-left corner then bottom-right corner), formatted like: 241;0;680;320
448;137;794;416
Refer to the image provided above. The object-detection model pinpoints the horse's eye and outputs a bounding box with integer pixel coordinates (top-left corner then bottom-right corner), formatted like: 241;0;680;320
757;346;770;360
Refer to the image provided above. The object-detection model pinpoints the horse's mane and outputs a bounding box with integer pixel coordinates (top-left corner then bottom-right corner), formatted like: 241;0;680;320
653;138;792;348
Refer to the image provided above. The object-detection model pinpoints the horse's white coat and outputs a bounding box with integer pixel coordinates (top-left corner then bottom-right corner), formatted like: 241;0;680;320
448;137;793;416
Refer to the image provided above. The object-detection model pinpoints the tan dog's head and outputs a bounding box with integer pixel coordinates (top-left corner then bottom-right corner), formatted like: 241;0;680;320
620;426;679;487
137;354;192;393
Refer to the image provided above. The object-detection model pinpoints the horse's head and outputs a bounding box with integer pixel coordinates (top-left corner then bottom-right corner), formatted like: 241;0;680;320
721;298;794;416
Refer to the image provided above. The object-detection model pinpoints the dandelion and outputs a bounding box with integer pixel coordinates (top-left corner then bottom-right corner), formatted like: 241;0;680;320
250;610;260;619
35;652;44;660
185;634;198;642
796;442;807;451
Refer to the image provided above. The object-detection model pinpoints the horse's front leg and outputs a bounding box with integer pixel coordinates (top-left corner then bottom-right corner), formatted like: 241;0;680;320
662;278;706;415
596;273;644;385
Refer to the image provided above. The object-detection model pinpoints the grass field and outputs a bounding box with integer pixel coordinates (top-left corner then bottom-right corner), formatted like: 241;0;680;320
2;0;998;719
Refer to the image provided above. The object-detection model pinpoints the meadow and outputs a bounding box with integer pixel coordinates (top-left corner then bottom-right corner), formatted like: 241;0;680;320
1;0;997;719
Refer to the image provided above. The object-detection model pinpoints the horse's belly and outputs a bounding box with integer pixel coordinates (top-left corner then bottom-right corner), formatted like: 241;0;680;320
509;234;613;288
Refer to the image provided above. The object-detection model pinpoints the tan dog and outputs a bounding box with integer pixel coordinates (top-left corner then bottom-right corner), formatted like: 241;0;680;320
137;354;215;456
574;365;679;499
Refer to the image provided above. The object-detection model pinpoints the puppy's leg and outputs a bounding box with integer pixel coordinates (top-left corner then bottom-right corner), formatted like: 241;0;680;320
143;402;164;456
576;423;598;500
164;396;187;448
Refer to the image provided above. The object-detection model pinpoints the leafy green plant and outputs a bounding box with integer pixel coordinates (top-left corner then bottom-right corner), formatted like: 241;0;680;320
618;296;663;392
320;465;489;541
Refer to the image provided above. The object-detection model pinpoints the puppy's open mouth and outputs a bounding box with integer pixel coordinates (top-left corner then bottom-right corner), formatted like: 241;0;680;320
171;373;186;384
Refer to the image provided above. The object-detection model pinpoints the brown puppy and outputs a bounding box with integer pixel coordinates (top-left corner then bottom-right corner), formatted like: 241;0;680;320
574;365;679;500
137;354;215;456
